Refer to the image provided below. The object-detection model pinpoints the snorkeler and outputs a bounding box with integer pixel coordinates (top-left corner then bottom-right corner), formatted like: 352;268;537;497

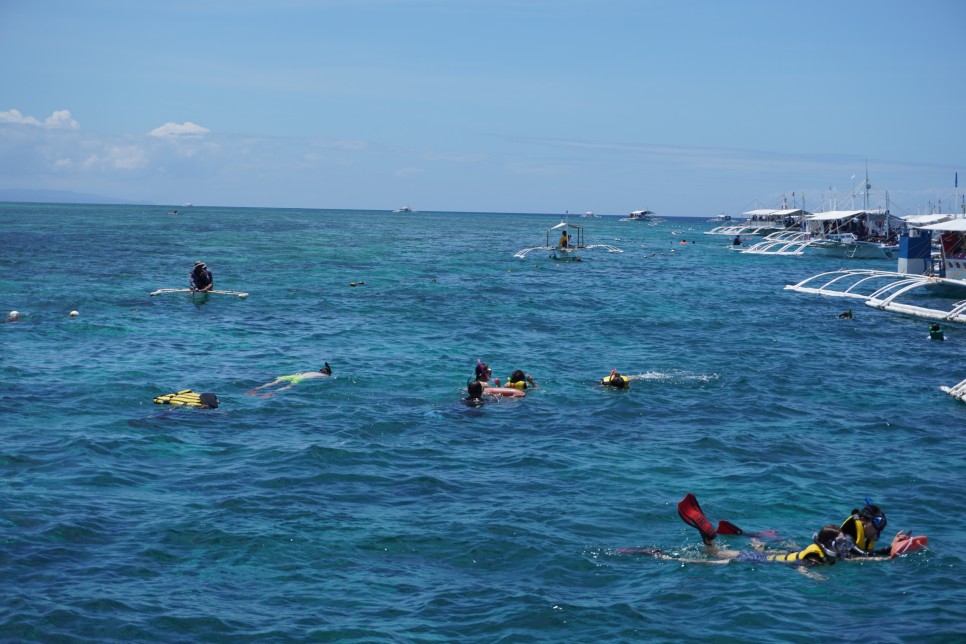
600;370;629;389
506;369;538;389
838;499;909;558
661;493;854;567
245;362;332;397
465;380;486;407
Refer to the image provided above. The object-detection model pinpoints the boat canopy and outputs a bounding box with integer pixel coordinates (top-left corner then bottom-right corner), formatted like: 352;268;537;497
549;221;582;232
742;208;805;217
903;214;954;227
805;210;865;222
921;218;966;232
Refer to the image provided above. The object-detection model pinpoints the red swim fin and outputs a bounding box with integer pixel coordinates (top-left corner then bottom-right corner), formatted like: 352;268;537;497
716;520;780;540
678;493;717;544
716;519;744;535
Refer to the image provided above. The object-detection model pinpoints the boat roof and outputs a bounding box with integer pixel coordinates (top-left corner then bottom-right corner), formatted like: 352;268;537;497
549;221;582;231
903;213;954;226
921;218;966;232
805;210;865;221
742;209;805;217
629;210;654;215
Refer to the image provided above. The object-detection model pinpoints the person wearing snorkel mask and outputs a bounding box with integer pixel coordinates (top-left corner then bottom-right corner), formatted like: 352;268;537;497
839;500;905;557
639;523;853;567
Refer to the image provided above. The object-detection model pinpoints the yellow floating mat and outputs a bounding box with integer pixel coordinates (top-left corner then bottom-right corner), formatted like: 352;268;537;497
154;389;204;407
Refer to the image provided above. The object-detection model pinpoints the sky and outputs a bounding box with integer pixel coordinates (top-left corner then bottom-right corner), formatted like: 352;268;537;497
1;0;964;216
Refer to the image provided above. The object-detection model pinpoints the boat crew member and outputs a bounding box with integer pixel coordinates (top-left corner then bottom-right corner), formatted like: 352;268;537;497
190;261;214;292
559;230;570;248
733;235;742;246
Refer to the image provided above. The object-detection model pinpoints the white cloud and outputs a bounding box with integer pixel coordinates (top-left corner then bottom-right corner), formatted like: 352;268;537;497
0;108;79;129
45;110;80;129
149;121;211;138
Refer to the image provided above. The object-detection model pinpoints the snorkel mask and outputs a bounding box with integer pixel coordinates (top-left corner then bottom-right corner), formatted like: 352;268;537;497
859;497;888;533
815;533;855;560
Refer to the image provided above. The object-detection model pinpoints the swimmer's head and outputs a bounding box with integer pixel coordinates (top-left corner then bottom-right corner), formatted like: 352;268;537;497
467;380;484;398
321;362;332;375
7;311;20;322
199;393;219;409
69;310;79;318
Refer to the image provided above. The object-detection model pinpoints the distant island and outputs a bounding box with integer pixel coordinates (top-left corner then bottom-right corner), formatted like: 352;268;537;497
0;189;141;205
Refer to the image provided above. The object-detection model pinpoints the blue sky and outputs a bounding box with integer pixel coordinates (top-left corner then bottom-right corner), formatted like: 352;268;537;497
1;0;963;215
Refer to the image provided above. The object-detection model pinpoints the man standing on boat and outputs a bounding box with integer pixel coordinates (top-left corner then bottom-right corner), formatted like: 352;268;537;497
190;261;213;292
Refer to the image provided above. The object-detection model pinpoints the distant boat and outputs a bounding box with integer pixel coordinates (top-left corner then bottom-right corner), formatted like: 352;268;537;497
393;206;413;213
620;209;663;223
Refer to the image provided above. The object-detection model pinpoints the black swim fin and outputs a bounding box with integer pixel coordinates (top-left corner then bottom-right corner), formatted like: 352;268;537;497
678;493;717;544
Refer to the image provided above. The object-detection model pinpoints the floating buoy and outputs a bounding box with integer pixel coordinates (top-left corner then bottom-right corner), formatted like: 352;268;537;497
69;310;79;318
7;310;20;322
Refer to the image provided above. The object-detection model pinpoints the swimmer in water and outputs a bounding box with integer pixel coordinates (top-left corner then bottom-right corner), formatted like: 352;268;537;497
245;362;332;397
465;380;486;407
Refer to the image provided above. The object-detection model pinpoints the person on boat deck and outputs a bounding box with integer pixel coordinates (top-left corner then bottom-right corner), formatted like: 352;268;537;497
839;501;903;557
245;362;332;397
559;231;570;248
189;261;213;292
507;369;538;389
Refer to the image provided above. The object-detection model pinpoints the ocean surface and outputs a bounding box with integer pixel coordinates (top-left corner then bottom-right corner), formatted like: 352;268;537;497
2;202;965;643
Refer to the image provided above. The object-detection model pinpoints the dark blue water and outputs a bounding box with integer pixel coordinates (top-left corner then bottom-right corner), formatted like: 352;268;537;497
2;203;964;642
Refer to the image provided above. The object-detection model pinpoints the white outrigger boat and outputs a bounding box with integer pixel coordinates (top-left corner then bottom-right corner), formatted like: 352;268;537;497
620;209;662;222
150;288;249;300
784;216;966;323
514;221;623;261
941;376;966;402
741;209;904;259
707;208;805;236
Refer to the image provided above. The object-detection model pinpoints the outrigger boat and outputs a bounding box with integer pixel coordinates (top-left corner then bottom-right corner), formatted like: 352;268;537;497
150;288;249;300
784;217;966;324
741;209;904;259
620;209;661;222
514;221;623;261
707;208;804;236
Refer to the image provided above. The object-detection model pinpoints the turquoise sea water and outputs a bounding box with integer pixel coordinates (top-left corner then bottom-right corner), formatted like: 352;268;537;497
2;202;965;642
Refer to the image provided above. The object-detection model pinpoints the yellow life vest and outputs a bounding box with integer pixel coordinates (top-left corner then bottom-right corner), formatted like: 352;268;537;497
841;515;876;552
767;543;830;565
505;379;527;390
154;389;204;407
601;375;628;389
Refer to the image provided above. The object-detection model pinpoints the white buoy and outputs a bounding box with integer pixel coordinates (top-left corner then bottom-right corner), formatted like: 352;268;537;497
7;310;20;322
69;310;79;317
